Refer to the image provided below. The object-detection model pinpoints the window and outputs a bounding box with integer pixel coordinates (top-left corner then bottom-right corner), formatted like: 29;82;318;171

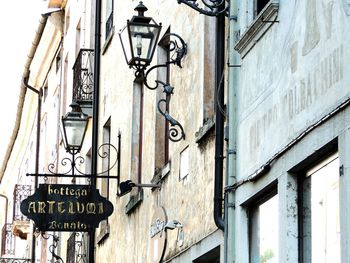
62;54;69;115
180;147;189;180
299;154;340;262
125;80;144;214
203;16;216;123
193;246;220;263
101;118;111;200
195;16;216;143
66;232;76;263
56;53;61;74
130;81;143;189
105;0;113;39
234;0;279;57
154;29;171;175
66;232;88;263
43;84;48;102
1;223;15;256
255;0;270;17
76;20;81;58
249;191;279;263
13;185;31;221
65;9;70;35
97;120;111;243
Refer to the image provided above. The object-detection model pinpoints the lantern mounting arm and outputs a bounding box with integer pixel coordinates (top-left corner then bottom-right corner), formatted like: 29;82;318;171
117;180;160;197
134;33;187;142
136;32;188;88
157;84;186;142
177;0;229;17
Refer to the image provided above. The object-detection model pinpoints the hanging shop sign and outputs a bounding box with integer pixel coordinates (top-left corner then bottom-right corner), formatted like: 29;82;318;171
20;184;113;232
149;206;167;263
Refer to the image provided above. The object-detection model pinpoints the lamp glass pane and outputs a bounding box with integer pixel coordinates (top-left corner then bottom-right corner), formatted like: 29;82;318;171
63;119;87;148
129;24;160;61
119;25;132;64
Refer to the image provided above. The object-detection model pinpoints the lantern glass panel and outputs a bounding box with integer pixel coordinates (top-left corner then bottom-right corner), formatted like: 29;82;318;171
119;25;132;64
62;117;87;149
129;24;160;61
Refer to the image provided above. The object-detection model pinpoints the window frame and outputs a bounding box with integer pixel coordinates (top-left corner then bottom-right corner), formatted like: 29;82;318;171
297;154;340;263
243;183;279;263
105;0;114;40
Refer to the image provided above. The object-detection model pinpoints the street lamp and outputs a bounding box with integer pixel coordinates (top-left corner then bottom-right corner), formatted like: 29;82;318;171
119;1;162;75
61;102;89;154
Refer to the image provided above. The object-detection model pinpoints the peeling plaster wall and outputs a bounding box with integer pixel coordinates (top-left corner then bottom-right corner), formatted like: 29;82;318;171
234;0;350;262
95;1;221;263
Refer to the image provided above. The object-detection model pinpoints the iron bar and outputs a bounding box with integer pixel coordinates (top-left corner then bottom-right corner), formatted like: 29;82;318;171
177;0;229;16
27;173;120;179
139;33;187;142
0;259;31;263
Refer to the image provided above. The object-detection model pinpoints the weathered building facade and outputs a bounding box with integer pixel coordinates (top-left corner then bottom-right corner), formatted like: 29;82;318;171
0;0;224;262
229;0;350;262
2;0;350;262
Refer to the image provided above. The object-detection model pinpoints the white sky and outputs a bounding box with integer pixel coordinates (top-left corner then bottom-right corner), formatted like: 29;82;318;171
0;1;47;163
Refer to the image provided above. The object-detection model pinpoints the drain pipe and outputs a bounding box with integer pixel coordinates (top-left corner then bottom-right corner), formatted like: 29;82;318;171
89;0;101;262
225;0;239;262
23;78;42;191
214;2;225;230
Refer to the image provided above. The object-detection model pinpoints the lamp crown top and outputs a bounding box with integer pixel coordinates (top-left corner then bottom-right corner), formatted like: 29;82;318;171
135;1;148;16
69;102;82;113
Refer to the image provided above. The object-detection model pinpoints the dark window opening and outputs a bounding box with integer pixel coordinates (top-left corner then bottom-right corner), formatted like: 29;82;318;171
56;54;61;73
105;0;114;39
43;85;48;102
256;0;270;16
193;246;220;263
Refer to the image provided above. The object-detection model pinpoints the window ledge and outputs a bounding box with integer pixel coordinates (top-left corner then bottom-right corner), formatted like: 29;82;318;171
125;190;143;214
195;118;215;144
96;221;110;244
102;26;115;55
152;161;171;185
234;1;279;58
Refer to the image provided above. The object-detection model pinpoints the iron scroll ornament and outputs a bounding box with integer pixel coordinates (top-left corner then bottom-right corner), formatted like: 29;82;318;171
177;0;229;17
137;33;187;142
136;32;188;86
47;143;119;177
27;133;121;180
157;83;186;142
35;231;64;263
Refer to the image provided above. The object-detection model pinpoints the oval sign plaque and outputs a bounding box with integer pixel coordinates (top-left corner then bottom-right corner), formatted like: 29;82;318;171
20;184;114;232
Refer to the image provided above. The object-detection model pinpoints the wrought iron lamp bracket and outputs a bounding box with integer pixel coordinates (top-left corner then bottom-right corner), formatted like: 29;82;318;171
135;33;187;142
177;0;229;17
137;32;188;89
157;86;186;142
27;133;121;180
